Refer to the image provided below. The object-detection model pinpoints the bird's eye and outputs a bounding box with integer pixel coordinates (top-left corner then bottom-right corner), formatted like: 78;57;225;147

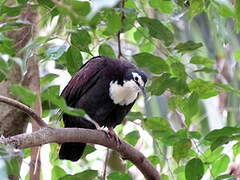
134;77;139;81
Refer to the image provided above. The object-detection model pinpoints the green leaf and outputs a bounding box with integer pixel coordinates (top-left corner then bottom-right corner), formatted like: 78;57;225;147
137;17;174;46
37;0;59;16
42;85;60;99
188;0;205;17
40;74;59;85
126;112;143;121
0;20;25;32
175;166;186;180
41;85;85;116
204;127;240;141
181;93;199;126
70;1;90;16
6;157;21;178
62;46;83;75
148;73;171;96
23;148;31;158
0;33;16;56
133;27;148;43
173;139;192;163
148;155;160;166
185;158;204;180
234;49;240;60
71;30;91;53
190;56;214;67
174;41;203;54
133;53;169;74
98;43;116;58
52;166;67;180
103;10;121;36
212;0;235;17
88;0;120;18
0;58;8;81
62;107;85;117
202;147;224;163
210;136;230;151
211;155;230;177
170;62;187;80
144;117;172;133
148;73;189;96
124;130;140;146
193;67;218;74
189;131;201;139
0;58;8;70
60;170;98;180
149;0;175;14
188;79;219;99
139;40;156;53
81;145;96;158
215;174;234;180
10;85;36;106
233;143;240;157
235;0;240;33
1;5;23;17
125;0;136;8
161;174;169;180
214;83;240;96
168;77;189;95
45;45;67;61
107;172;132;180
17;0;28;4
122;10;137;32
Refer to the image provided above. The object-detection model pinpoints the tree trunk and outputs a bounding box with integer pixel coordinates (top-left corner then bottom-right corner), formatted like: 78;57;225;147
0;3;40;179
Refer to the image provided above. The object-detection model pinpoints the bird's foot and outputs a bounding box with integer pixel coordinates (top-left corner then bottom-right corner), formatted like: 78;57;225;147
98;127;122;147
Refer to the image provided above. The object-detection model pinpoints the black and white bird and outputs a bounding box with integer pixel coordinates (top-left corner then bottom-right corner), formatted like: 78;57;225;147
59;56;147;161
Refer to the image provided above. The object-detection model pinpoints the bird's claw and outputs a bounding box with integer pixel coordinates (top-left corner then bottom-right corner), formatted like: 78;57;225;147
98;128;122;147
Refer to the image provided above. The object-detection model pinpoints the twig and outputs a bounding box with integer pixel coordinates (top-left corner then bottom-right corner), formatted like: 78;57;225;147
1;127;161;180
117;0;125;58
102;148;110;180
0;95;48;128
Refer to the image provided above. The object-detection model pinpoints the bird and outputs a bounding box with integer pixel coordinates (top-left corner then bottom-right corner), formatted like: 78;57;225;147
59;56;147;161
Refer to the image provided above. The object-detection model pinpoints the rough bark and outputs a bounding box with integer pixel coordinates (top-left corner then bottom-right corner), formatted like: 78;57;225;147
22;58;42;180
0;4;39;138
0;3;40;179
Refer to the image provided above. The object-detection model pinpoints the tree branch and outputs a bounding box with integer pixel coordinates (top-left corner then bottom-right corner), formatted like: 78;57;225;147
1;127;160;180
0;96;47;128
117;0;125;58
0;95;160;179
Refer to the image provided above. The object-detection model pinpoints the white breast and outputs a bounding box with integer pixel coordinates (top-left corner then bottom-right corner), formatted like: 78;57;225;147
109;80;140;106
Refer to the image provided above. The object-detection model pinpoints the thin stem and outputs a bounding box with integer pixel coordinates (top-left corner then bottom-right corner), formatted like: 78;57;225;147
117;0;125;59
102;148;110;180
0;95;47;128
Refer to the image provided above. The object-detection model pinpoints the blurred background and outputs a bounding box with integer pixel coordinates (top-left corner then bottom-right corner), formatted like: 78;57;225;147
0;0;240;179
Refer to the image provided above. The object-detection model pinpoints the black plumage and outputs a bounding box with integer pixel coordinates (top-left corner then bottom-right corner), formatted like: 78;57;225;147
59;56;147;161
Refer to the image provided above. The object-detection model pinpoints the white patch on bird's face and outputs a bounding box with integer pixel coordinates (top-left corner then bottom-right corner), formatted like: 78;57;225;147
109;80;140;105
132;72;144;87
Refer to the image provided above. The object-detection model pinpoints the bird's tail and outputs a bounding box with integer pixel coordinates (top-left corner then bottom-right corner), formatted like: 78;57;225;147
59;116;96;161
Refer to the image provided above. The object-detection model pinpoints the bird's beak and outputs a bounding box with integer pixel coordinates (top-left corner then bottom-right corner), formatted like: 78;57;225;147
139;85;146;97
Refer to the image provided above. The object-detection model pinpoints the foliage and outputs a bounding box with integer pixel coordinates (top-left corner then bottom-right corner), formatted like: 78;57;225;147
0;0;240;179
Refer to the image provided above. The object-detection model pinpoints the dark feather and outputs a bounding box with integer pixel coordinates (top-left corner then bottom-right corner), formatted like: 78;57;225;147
59;56;139;161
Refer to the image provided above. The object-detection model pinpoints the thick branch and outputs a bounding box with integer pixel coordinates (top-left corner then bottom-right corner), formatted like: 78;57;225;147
2;127;160;180
0;96;47;128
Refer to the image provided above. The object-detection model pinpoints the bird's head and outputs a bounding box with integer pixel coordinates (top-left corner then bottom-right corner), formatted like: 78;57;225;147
123;69;147;95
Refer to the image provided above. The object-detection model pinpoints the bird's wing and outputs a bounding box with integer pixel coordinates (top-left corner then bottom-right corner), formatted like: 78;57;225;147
61;56;107;107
